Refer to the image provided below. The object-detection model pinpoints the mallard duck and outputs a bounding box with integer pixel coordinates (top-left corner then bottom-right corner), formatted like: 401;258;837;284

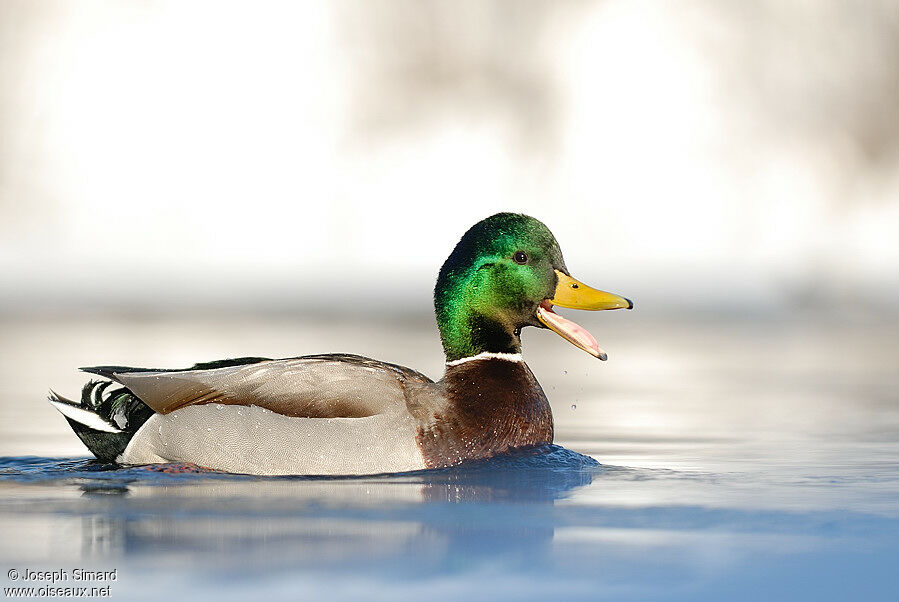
49;213;631;475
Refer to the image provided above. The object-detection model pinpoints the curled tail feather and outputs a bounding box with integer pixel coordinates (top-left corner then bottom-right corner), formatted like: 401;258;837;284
49;381;155;462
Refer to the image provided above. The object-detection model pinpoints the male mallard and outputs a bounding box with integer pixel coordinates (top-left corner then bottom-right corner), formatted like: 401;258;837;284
49;213;631;475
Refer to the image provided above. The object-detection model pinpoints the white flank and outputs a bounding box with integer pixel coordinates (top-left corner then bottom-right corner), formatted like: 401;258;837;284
120;405;427;476
49;400;123;433
445;352;523;367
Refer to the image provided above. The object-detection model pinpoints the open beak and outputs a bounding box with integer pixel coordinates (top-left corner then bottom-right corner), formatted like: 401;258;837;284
536;270;632;360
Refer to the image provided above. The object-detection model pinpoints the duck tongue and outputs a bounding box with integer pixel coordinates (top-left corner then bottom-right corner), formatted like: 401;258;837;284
536;301;608;361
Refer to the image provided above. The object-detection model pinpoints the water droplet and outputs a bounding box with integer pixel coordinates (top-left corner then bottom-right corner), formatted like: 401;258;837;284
207;427;212;431
570;404;577;411
563;370;568;375
215;404;224;410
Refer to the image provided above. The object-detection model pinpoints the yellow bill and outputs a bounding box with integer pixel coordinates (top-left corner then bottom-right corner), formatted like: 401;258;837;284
536;270;632;360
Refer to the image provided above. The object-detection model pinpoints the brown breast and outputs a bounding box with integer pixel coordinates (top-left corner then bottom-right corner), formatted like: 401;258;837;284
415;359;554;468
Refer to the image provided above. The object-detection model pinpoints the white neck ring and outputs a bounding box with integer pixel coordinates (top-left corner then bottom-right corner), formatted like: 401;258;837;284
445;351;523;367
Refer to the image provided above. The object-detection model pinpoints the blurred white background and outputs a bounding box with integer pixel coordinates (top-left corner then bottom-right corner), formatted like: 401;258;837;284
2;0;898;316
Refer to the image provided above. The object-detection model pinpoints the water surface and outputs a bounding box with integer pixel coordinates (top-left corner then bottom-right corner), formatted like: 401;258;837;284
1;313;897;600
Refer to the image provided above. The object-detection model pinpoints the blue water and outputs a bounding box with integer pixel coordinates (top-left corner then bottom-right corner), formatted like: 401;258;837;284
2;447;897;601
1;315;898;600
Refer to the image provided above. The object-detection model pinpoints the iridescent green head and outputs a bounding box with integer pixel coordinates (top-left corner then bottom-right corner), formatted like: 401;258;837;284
434;213;633;363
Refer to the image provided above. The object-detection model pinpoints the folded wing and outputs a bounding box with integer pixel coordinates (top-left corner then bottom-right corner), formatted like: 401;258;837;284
81;354;433;418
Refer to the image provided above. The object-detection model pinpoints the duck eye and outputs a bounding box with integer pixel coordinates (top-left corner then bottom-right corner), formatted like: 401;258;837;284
513;251;528;265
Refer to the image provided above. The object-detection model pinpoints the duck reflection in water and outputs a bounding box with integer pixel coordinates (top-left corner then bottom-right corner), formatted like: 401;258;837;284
71;446;599;573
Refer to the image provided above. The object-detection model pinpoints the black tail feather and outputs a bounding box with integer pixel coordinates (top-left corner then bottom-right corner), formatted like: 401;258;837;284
49;381;155;462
